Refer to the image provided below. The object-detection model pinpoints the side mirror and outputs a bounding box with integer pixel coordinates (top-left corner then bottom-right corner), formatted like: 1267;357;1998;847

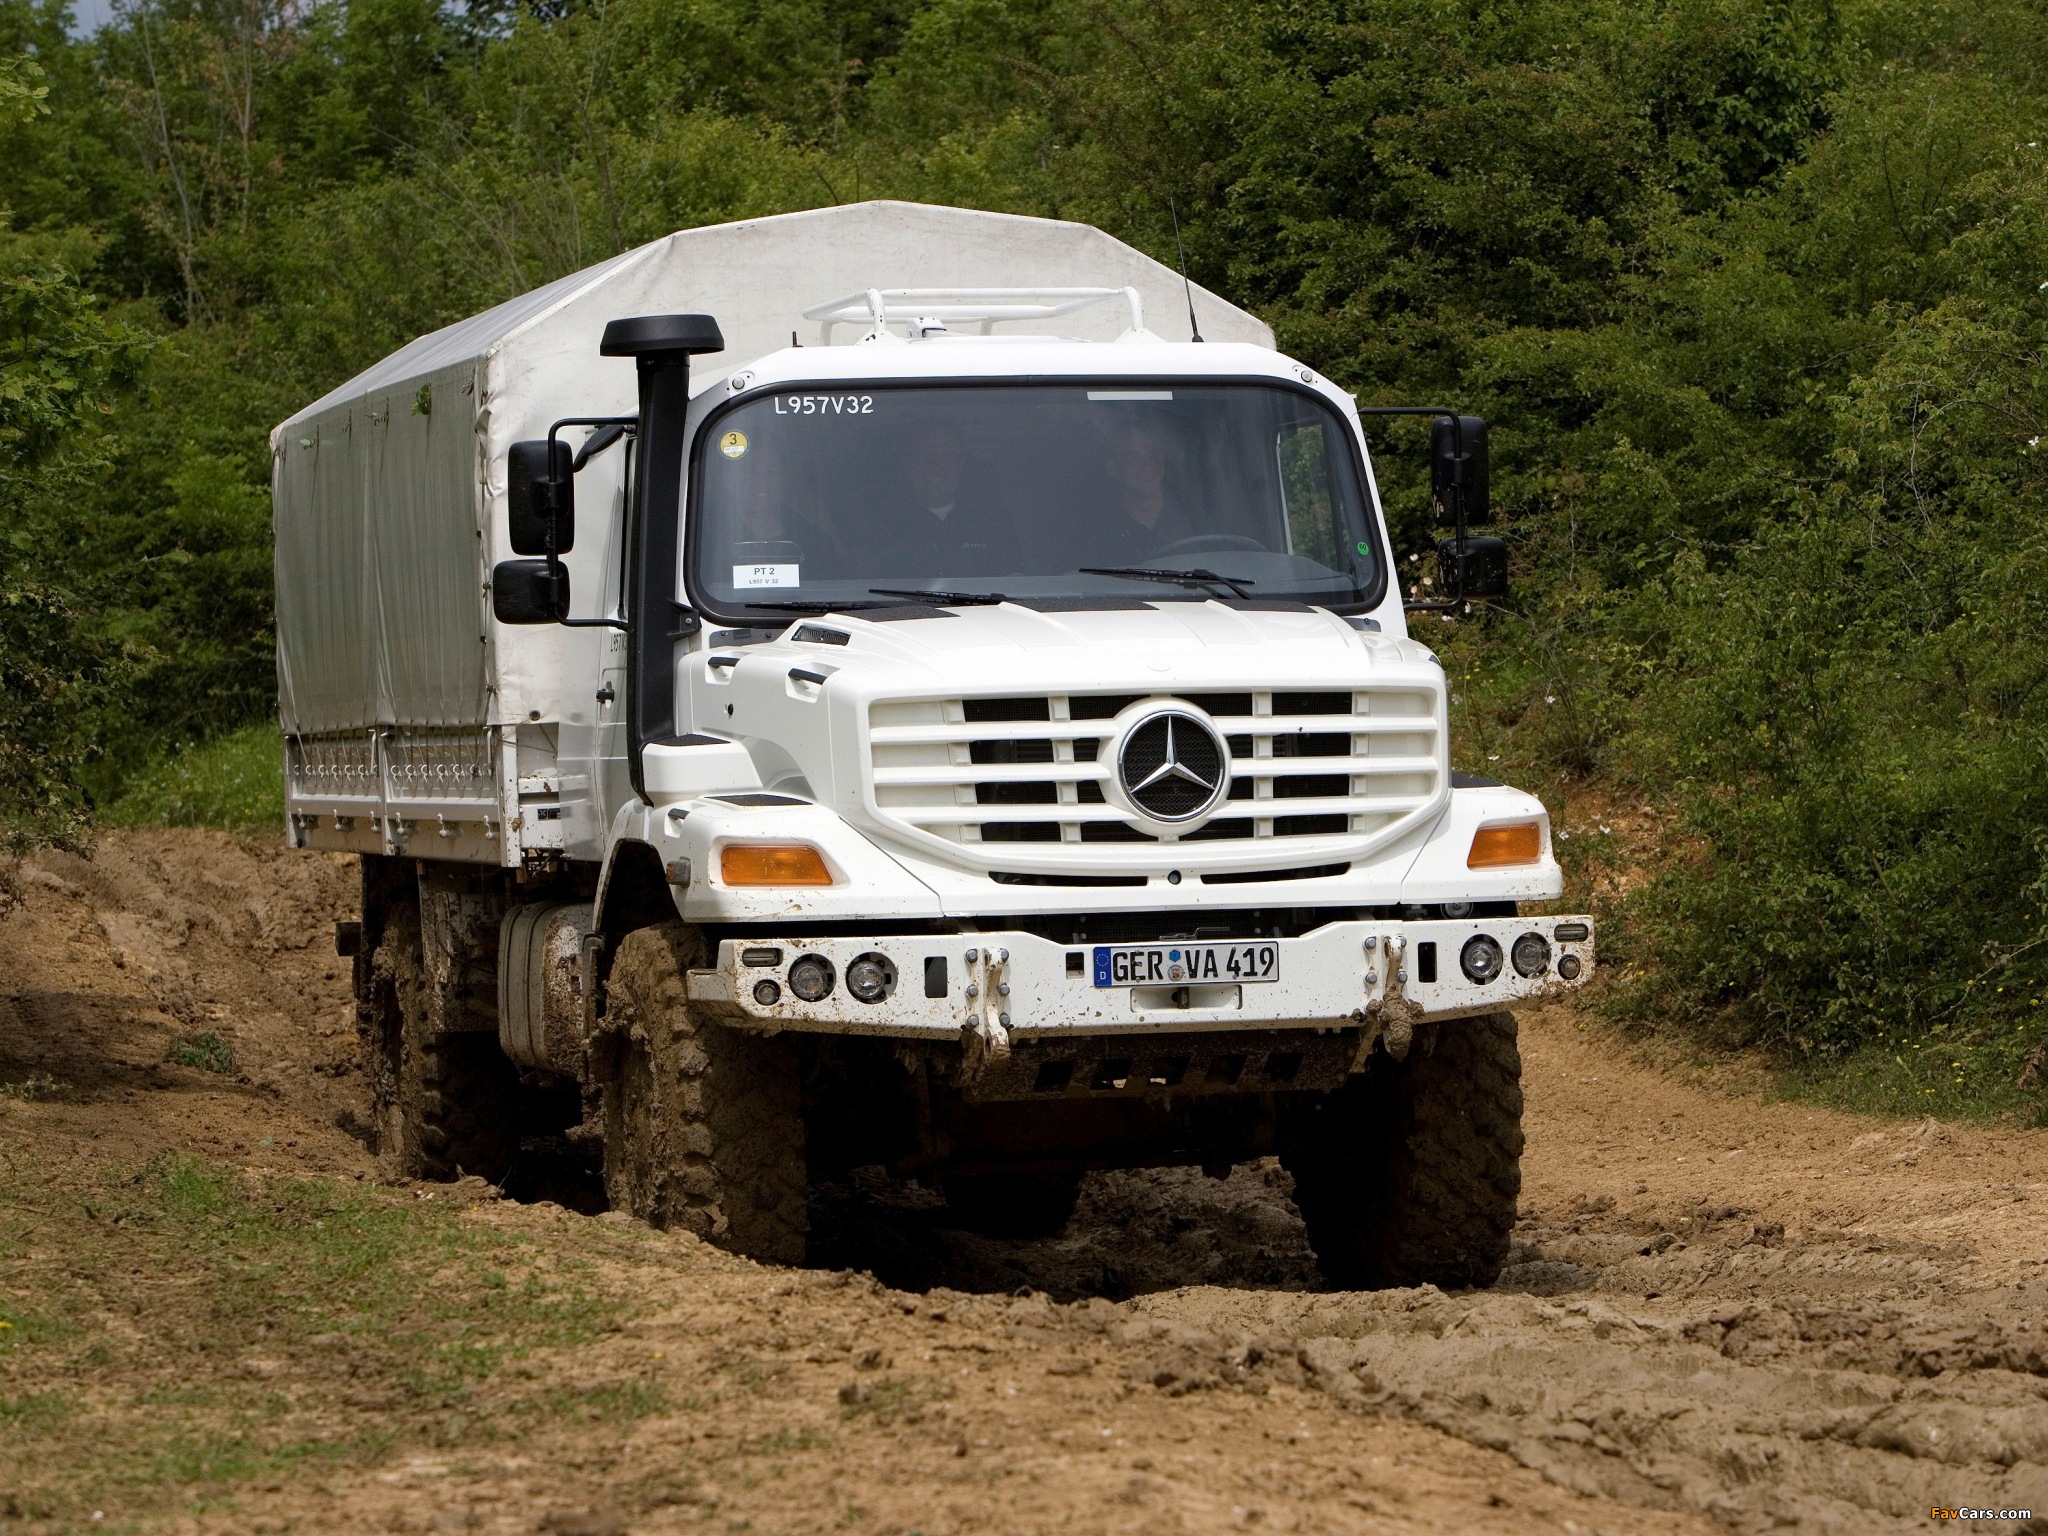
1431;415;1490;527
508;439;574;555
492;558;569;624
1437;534;1509;599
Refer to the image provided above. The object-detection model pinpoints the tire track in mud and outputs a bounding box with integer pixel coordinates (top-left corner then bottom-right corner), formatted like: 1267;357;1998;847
1;831;2044;1533
736;984;2048;1531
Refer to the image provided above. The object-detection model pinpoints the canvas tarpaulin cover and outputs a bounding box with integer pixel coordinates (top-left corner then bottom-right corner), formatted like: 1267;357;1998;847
270;202;1270;740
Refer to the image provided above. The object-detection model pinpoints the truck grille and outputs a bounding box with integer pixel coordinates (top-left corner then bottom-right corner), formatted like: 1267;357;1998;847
867;688;1443;873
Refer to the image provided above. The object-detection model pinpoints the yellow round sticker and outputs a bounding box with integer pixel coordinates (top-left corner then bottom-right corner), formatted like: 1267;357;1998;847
719;430;749;459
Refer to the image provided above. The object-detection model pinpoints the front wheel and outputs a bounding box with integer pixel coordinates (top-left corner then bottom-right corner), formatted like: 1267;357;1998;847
1279;1011;1524;1290
597;923;808;1264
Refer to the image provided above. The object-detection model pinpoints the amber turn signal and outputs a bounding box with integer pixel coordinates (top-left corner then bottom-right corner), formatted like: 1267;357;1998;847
720;844;834;886
1467;822;1542;868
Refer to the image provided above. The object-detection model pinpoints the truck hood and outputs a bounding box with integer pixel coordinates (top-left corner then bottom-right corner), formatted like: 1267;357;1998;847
715;598;1431;670
683;599;1449;881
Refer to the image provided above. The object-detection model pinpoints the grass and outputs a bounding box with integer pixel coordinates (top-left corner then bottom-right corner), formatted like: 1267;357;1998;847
103;723;284;832
0;1391;71;1429
0;1073;66;1102
1596;962;2048;1128
164;1032;237;1074
0;1153;624;1527
519;1380;672;1424
1597;958;2048;1127
1769;1025;2048;1126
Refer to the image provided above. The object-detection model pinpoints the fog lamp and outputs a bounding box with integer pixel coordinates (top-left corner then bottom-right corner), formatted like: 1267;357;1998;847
752;978;782;1005
1460;934;1505;985
1511;932;1551;978
721;844;833;886
1468;822;1542;868
1558;953;1583;981
788;953;835;1002
846;953;897;1004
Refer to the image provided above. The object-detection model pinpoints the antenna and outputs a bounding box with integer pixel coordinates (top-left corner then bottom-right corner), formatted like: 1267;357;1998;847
1169;198;1204;343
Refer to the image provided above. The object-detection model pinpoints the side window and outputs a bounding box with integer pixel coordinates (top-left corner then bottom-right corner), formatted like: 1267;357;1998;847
1277;421;1339;568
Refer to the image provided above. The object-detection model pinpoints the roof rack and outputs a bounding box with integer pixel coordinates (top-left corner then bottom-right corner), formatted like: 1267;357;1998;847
801;286;1148;342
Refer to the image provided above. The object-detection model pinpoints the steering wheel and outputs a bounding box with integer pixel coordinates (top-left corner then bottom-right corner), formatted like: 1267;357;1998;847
1150;534;1270;556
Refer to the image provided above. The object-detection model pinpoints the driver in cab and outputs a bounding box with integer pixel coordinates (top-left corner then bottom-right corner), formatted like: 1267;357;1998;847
879;423;1018;576
1094;418;1201;565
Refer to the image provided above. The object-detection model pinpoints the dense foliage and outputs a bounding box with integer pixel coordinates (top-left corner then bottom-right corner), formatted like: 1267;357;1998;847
0;48;146;859
1;0;2044;1099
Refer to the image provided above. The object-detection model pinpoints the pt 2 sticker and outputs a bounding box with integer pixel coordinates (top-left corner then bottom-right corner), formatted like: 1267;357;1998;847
719;430;749;459
733;563;799;589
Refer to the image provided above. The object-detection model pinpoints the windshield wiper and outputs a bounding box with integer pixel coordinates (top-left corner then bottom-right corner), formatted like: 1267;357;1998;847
1079;566;1258;600
741;598;898;612
869;587;1008;606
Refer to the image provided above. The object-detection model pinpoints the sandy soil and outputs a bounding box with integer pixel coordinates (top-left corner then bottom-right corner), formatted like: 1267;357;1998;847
0;830;2044;1534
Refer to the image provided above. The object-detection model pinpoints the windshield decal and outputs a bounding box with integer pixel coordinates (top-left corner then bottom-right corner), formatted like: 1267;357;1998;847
775;394;875;416
734;563;800;588
719;430;748;459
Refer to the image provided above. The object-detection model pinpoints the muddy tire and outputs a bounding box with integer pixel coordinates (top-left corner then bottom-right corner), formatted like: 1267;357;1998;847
1280;1011;1523;1290
942;1173;1084;1238
366;902;523;1182
598;922;808;1263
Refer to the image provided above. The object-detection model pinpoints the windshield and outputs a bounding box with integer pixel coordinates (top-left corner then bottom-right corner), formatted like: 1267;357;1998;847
688;381;1382;615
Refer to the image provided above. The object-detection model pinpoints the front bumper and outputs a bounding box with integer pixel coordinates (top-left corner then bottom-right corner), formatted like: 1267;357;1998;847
684;914;1594;1041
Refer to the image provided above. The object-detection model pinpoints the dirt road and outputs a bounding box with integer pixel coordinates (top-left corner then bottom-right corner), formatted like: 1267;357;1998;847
1;831;2044;1534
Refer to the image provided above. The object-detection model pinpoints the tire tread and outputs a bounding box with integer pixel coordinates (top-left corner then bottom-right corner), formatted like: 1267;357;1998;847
1282;1011;1523;1290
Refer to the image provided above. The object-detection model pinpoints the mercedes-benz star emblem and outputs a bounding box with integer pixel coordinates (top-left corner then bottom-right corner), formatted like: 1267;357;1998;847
1118;710;1228;822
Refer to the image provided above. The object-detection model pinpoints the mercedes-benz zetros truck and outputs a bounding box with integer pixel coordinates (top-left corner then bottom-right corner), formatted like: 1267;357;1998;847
274;202;1593;1288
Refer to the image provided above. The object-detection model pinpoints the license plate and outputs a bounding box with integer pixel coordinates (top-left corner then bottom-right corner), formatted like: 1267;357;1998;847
1092;942;1280;987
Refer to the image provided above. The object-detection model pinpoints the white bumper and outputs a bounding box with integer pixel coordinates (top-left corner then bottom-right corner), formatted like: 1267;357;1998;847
684;914;1594;1040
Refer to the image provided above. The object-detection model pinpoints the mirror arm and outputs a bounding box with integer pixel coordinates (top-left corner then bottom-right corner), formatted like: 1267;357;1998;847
546;415;637;479
571;420;631;471
1357;406;1471;612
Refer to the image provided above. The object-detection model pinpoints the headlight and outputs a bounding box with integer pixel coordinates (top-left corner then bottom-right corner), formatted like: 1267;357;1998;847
846;953;897;1004
1460;934;1505;985
1511;932;1551;978
788;954;835;1002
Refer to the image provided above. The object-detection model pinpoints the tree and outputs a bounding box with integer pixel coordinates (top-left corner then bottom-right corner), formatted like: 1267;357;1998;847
0;52;149;862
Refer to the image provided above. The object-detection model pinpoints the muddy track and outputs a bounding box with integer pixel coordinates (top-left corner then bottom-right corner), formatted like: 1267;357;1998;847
1;831;2045;1534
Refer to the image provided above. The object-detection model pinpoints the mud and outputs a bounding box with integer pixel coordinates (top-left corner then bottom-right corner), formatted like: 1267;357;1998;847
2;830;2045;1533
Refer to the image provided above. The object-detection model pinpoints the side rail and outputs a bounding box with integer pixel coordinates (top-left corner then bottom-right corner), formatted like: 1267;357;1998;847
285;725;533;865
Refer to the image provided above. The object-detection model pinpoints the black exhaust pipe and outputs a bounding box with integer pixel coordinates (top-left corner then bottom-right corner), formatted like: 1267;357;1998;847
599;313;725;802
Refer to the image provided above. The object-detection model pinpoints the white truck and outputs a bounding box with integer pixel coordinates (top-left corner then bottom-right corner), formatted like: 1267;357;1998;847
274;201;1593;1288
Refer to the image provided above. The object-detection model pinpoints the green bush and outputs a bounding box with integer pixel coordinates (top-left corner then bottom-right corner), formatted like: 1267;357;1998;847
1594;283;2048;1114
164;1032;237;1075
